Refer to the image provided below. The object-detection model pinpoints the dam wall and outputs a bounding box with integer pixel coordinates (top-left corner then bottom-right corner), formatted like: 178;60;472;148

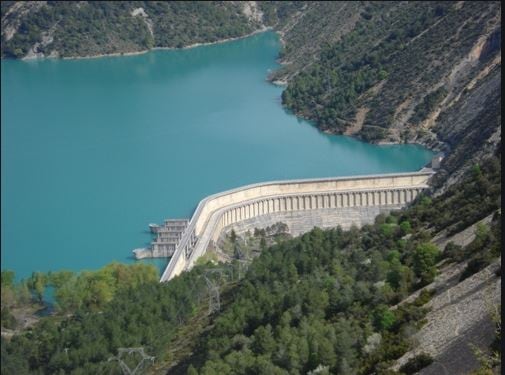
218;205;403;240
160;170;434;282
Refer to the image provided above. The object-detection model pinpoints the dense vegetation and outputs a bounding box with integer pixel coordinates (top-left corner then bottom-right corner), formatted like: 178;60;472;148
1;1;260;58
1;151;500;374
1;263;159;331
144;2;257;48
1;263;221;374
1;271;32;330
404;150;501;236
181;227;436;374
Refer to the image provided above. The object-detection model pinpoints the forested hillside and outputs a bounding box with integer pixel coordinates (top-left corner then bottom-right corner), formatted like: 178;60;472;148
275;2;500;138
2;150;500;374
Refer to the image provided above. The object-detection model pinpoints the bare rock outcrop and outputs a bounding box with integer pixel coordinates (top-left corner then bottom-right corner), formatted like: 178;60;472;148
392;259;501;374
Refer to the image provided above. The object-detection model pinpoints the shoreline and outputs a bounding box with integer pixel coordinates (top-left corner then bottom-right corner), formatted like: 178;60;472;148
176;25;272;51
20;26;273;61
281;106;440;153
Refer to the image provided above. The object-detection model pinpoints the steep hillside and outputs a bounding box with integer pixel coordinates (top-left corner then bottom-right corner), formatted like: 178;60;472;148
392;258;500;375
272;1;501;190
276;2;500;139
429;63;501;193
264;1;364;83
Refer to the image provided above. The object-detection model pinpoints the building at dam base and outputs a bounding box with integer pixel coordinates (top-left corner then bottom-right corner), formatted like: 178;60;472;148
136;170;434;282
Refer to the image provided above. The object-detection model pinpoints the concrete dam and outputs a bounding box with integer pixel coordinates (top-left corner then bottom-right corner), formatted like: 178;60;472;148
134;170;434;282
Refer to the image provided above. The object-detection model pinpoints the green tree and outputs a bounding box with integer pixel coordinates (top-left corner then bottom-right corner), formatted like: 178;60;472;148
1;270;15;287
48;270;74;288
413;243;440;285
230;229;237;244
28;272;47;303
1;270;16;308
443;241;463;261
399;220;412;235
252;324;276;355
373;305;397;331
260;237;267;251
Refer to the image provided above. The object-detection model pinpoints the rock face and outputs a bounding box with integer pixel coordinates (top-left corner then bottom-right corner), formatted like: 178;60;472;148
429;62;501;193
392;259;501;374
1;1;47;42
241;1;263;24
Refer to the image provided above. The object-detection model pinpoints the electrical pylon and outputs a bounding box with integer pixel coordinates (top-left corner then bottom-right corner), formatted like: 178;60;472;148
108;347;154;375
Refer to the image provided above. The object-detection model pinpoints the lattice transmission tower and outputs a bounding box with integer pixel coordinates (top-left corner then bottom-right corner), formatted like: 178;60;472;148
203;274;221;315
108;347;154;375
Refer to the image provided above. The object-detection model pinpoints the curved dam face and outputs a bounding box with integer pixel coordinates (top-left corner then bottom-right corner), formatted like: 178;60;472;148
160;170;434;282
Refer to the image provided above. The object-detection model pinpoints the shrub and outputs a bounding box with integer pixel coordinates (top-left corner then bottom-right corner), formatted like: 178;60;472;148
413;243;441;286
443;241;463;261
460;257;490;281
413;288;435;306
373;305;397;331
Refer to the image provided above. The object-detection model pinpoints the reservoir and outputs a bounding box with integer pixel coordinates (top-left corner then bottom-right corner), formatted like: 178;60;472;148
1;31;433;280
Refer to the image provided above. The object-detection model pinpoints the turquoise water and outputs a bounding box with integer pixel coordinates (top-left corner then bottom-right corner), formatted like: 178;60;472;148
1;32;433;280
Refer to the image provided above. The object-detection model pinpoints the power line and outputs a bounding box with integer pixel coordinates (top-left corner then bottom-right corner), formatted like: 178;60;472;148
108;347;155;375
203;274;221;315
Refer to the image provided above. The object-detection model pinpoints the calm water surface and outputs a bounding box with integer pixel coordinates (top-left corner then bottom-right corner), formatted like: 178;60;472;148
1;32;433;279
